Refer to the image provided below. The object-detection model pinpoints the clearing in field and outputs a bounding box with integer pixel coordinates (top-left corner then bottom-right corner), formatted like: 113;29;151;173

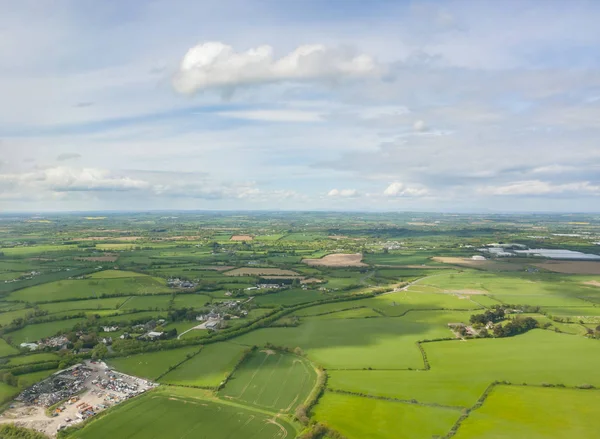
302;253;366;267
69;388;294;439
230;234;254;241
160;342;249;388
454;385;600;439
313;391;460;439
224;267;300;276
219;350;316;412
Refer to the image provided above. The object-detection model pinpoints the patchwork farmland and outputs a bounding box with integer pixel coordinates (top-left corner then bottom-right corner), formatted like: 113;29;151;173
0;212;599;438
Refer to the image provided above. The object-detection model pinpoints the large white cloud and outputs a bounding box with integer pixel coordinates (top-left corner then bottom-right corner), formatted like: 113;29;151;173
383;182;429;197
173;42;380;94
0;167;150;192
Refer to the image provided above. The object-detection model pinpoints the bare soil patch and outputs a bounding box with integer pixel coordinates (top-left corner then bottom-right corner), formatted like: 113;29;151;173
302;253;367;267
301;277;323;284
230;235;253;241
76;253;119;262
224;267;300;276
260;349;276;355
533;261;600;275
583;280;600;287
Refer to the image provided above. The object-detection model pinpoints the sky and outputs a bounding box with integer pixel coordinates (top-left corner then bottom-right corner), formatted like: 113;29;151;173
1;0;600;213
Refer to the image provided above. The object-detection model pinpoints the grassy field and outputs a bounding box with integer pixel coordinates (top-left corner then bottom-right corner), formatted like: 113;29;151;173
118;295;173;311
0;338;19;357
328;330;600;407
68;387;295;439
37;297;128;313
172;293;213;309
254;288;326;307
7;318;86;345
108;346;200;380
294;291;481;318
6;352;58;366
160;342;248;388
233;310;469;369
454;385;600;439
7;274;169;302
219;350;316;412
313;391;460;439
0;382;19;404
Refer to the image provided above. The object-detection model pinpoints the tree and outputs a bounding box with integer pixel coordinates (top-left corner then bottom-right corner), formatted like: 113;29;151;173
91;343;108;360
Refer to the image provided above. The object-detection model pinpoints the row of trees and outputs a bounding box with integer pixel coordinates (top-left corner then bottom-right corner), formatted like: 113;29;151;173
470;307;505;325
492;316;538;337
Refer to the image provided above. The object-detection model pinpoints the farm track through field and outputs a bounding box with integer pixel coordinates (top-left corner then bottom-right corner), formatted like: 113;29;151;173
117;296;133;309
234;352;271;399
253;354;283;405
270;357;296;409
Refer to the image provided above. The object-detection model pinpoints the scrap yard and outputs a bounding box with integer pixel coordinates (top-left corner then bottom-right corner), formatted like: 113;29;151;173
0;360;157;437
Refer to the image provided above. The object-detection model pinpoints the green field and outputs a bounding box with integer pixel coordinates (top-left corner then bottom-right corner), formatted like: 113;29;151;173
7;274;169;302
254;288;326;306
0;382;19;404
160;342;248;387
454;385;600;439
69;387;295;439
233;310;470;369
173;293;213;308
119;295;173;311
313;391;460;439
6;352;58;366
328;330;600;407
219;350;316;412
108;346;200;380
37;297;128;313
0;338;19;357
3;213;600;439
7;318;86;345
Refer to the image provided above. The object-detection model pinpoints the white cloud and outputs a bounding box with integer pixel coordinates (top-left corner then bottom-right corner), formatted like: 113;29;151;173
217;109;323;122
0;167;150;192
478;180;600;196
383;182;429;197
328;188;358;197
530;164;576;174
173;42;380;94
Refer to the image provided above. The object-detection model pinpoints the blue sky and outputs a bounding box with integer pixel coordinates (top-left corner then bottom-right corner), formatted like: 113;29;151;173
1;0;599;212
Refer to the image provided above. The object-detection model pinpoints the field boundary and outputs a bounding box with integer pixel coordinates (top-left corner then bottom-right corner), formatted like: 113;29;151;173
443;382;600;438
154;346;204;381
326;388;465;411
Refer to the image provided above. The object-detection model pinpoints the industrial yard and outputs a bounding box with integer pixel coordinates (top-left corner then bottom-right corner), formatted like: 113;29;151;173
0;361;156;437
